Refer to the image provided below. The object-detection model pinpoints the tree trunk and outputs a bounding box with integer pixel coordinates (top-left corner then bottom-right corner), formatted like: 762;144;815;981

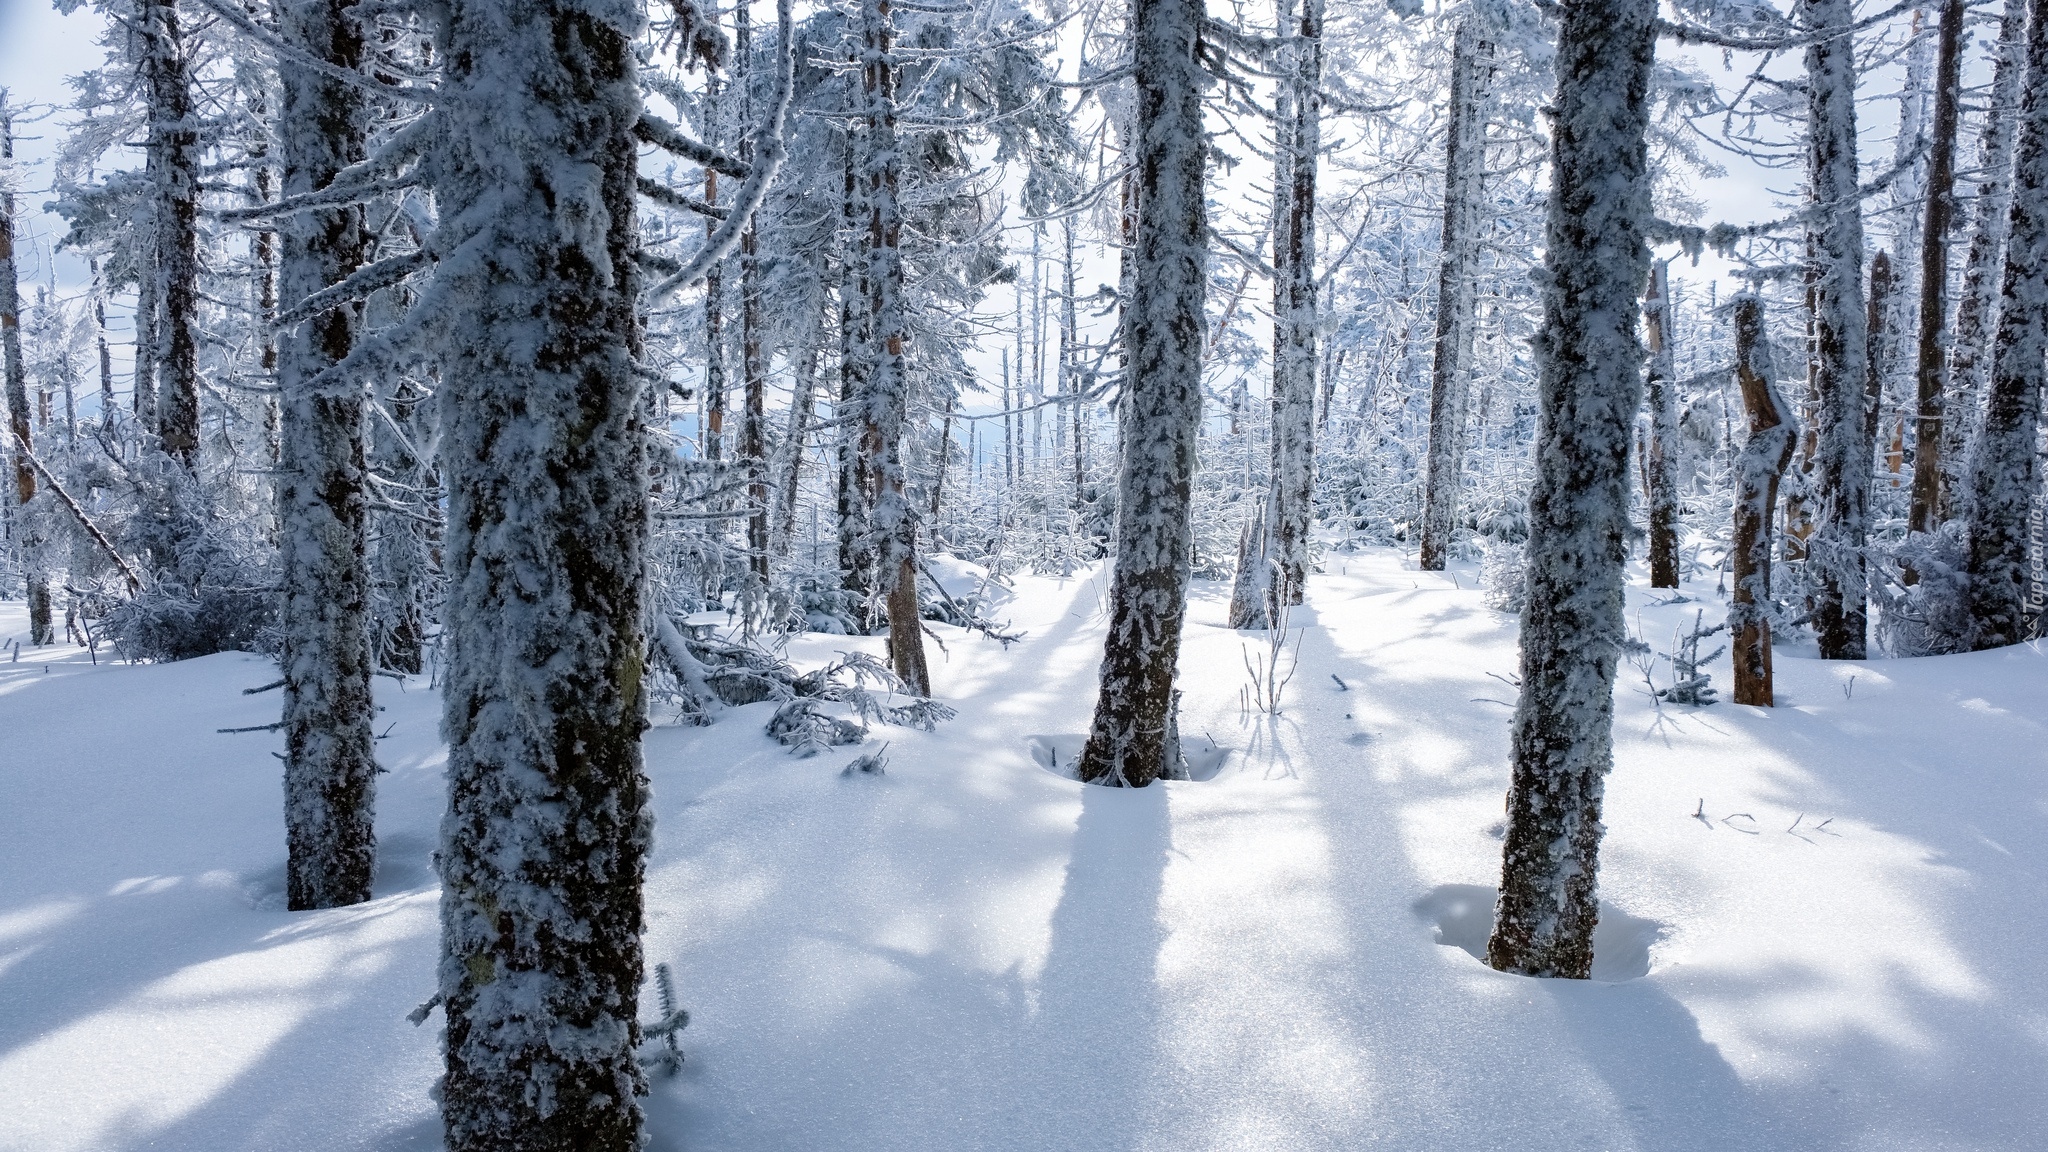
860;0;930;694
771;338;819;559
1417;21;1489;572
1965;0;2048;649
1268;0;1321;601
277;0;376;912
2;99;52;647
737;4;769;580
1485;0;1655;979
1805;0;1873;661
1909;0;1969;530
433;2;650;1147
1075;0;1207;788
836;130;873;601
1729;294;1796;707
139;0;201;473
1643;259;1681;588
1946;0;2030;518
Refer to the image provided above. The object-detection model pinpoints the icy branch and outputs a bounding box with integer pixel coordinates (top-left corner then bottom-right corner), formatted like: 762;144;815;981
187;0;436;103
634;112;750;179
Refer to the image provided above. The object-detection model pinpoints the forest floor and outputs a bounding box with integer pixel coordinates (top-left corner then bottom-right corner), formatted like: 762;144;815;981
3;546;2045;1151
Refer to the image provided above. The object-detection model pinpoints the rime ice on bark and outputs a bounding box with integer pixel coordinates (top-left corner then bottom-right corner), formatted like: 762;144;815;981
277;0;377;912
1485;0;1655;979
431;2;652;1148
1945;0;2030;522
1418;21;1490;573
137;0;202;473
1074;0;1207;789
1804;0;1873;661
2;98;52;647
1965;0;2048;649
1268;0;1322;601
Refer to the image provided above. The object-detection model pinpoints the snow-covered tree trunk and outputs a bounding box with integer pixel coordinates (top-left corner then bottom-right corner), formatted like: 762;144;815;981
859;0;930;695
738;3;769;580
370;378;432;674
1485;0;1655;979
1908;0;1968;531
276;0;377;912
1074;0;1207;788
771;338;819;559
1643;260;1680;589
2;98;52;647
432;1;651;1146
1267;0;1321;602
1965;0;2048;650
1417;21;1489;572
138;0;202;472
1804;0;1874;661
836;132;873;601
1729;293;1796;707
1946;0;2030;520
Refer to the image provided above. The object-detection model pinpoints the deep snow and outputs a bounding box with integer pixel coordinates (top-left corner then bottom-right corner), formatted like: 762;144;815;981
2;547;2045;1150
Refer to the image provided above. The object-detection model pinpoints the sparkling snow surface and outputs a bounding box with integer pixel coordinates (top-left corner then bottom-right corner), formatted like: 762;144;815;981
2;548;2044;1150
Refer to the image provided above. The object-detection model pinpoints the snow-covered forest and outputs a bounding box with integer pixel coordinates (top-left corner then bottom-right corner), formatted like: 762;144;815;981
1;0;2045;1144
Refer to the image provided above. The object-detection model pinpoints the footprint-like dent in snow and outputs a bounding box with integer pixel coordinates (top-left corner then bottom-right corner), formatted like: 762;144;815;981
1027;734;1231;782
1412;883;1665;982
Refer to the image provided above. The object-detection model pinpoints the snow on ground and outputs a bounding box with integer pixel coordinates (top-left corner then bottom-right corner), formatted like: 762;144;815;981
2;548;2045;1151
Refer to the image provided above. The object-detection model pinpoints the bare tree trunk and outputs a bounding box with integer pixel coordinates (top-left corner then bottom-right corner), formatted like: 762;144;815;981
1730;294;1796;706
1418;21;1490;571
1909;0;1969;531
1965;0;2048;649
1486;0;1655;979
860;0;930;694
434;0;653;1146
1643;259;1681;588
1075;0;1207;788
2;98;51;646
277;0;376;913
1805;0;1874;661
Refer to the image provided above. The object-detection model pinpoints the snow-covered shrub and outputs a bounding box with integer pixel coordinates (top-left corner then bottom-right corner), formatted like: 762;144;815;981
1482;541;1526;613
1872;522;1974;656
105;465;278;662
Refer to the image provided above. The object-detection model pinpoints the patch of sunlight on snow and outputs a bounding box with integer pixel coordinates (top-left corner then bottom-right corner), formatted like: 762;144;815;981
0;898;85;946
0;896;428;1152
1150;786;1373;1145
109;875;183;896
1958;697;2006;715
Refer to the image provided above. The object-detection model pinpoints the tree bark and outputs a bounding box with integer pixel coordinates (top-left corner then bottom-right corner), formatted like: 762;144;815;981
1485;0;1655;979
1417;21;1489;572
1965;0;2048;650
1945;0;2030;519
1805;0;1873;661
836;129;873;602
432;2;650;1146
2;98;53;647
1075;0;1207;788
860;0;930;694
737;3;769;580
1643;259;1681;589
277;0;377;912
138;0;202;473
1268;0;1321;601
1909;0;1968;531
1729;294;1795;707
